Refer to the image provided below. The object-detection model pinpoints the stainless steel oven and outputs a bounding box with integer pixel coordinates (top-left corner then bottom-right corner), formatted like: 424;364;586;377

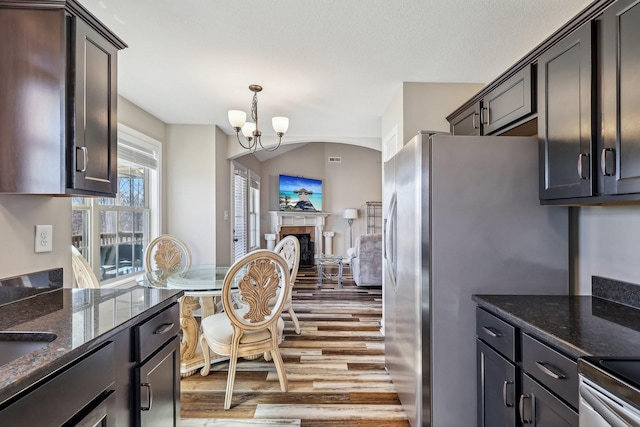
578;358;640;427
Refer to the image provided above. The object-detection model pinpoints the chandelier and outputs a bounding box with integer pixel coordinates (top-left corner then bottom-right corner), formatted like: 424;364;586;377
228;84;289;153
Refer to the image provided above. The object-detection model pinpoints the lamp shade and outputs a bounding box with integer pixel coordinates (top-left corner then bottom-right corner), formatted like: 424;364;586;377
272;116;289;134
228;110;247;129
343;208;358;219
241;122;256;138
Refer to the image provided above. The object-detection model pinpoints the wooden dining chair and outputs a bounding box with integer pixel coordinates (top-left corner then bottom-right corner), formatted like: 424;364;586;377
71;245;100;288
199;249;290;409
143;234;192;283
273;235;301;334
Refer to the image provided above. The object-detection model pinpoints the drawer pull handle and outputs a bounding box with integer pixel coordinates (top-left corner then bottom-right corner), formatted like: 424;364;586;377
519;393;533;424
154;322;175;335
141;382;153;411
503;380;514;407
482;326;502;338
535;361;566;379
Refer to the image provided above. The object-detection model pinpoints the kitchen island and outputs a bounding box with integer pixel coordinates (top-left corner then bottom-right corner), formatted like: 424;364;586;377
0;286;183;426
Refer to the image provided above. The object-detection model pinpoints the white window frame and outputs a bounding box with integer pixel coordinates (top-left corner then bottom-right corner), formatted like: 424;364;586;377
72;124;162;288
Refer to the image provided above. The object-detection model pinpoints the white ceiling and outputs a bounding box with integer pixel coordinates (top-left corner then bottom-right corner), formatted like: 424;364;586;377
82;0;592;143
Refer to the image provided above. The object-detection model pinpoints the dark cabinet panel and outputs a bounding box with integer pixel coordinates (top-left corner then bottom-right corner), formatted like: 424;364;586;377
538;21;594;200
520;374;578;426
521;333;578;409
476;307;516;361
70;16;118;195
0;0;124;196
0;342;116;426
449;65;535;136
482;65;535;135
450;103;481;136
600;0;640;195
0;8;66;194
477;339;518;427
135;337;180;427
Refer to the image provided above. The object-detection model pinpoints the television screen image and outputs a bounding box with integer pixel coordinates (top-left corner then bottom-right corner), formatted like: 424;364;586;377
279;174;322;211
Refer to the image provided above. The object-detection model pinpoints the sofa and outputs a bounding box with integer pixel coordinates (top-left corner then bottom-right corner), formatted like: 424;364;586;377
347;233;382;287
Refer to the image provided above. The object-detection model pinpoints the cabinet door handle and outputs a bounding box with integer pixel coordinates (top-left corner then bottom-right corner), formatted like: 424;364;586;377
76;147;88;172
481;107;489;125
535;361;566;379
519;393;533;424
153;322;175;335
577;153;590;179
472;112;479;129
482;326;502;338
141;382;153;411
503;380;514;407
600;148;616;176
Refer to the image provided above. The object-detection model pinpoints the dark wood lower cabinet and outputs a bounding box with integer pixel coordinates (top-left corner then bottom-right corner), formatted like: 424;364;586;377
477;339;518;427
476;307;579;427
0;342;116;426
520;374;578;426
0;301;180;427
135;337;180;427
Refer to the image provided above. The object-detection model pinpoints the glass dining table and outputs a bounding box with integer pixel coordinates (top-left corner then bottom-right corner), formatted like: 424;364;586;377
141;264;238;377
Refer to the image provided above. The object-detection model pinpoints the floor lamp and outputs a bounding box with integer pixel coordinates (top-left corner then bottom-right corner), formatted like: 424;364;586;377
343;208;358;248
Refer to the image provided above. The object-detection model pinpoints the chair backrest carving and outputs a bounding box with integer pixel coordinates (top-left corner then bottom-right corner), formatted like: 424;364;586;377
144;235;192;283
71;245;100;288
223;250;290;332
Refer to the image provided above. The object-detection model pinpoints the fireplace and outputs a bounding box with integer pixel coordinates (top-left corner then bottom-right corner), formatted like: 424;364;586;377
268;211;329;256
283;233;314;268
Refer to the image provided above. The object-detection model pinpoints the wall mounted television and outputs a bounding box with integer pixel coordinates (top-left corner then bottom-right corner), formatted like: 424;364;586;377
279;174;322;212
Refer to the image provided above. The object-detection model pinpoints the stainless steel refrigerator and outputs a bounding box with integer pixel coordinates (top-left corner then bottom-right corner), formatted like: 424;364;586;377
383;131;569;427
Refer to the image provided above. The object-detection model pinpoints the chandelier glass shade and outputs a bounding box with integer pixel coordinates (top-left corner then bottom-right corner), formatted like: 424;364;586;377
228;85;289;153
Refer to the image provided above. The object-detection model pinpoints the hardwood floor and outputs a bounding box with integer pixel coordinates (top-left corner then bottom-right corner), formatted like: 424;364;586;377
180;266;409;427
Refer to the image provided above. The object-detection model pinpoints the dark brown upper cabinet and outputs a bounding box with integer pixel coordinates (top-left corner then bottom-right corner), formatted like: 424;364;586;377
0;1;126;196
449;65;536;136
538;22;595;201
539;0;640;204
450;103;481;136
481;65;535;135
599;0;640;196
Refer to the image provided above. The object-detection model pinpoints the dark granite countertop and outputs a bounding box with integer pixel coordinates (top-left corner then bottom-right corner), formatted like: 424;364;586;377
473;294;640;360
0;287;183;406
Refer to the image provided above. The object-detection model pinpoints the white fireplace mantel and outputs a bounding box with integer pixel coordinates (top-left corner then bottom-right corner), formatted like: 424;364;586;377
268;211;330;254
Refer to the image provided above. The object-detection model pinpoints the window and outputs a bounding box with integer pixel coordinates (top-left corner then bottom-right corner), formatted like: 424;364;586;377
72;125;162;286
231;162;260;262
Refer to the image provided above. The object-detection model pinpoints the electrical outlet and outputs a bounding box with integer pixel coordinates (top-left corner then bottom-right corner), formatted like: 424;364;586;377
35;225;53;253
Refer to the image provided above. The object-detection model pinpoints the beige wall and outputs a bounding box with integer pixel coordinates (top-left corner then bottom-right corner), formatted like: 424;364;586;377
118;96;167;144
250;142;382;255
0;196;72;286
165;125;218;264
382;82;485;151
215;126;232;266
576;205;640;294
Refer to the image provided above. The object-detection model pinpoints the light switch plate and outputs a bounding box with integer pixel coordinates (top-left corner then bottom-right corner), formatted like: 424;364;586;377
35;225;53;253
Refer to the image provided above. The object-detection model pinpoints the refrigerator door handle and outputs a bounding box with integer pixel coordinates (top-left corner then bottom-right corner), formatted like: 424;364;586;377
384;192;398;290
